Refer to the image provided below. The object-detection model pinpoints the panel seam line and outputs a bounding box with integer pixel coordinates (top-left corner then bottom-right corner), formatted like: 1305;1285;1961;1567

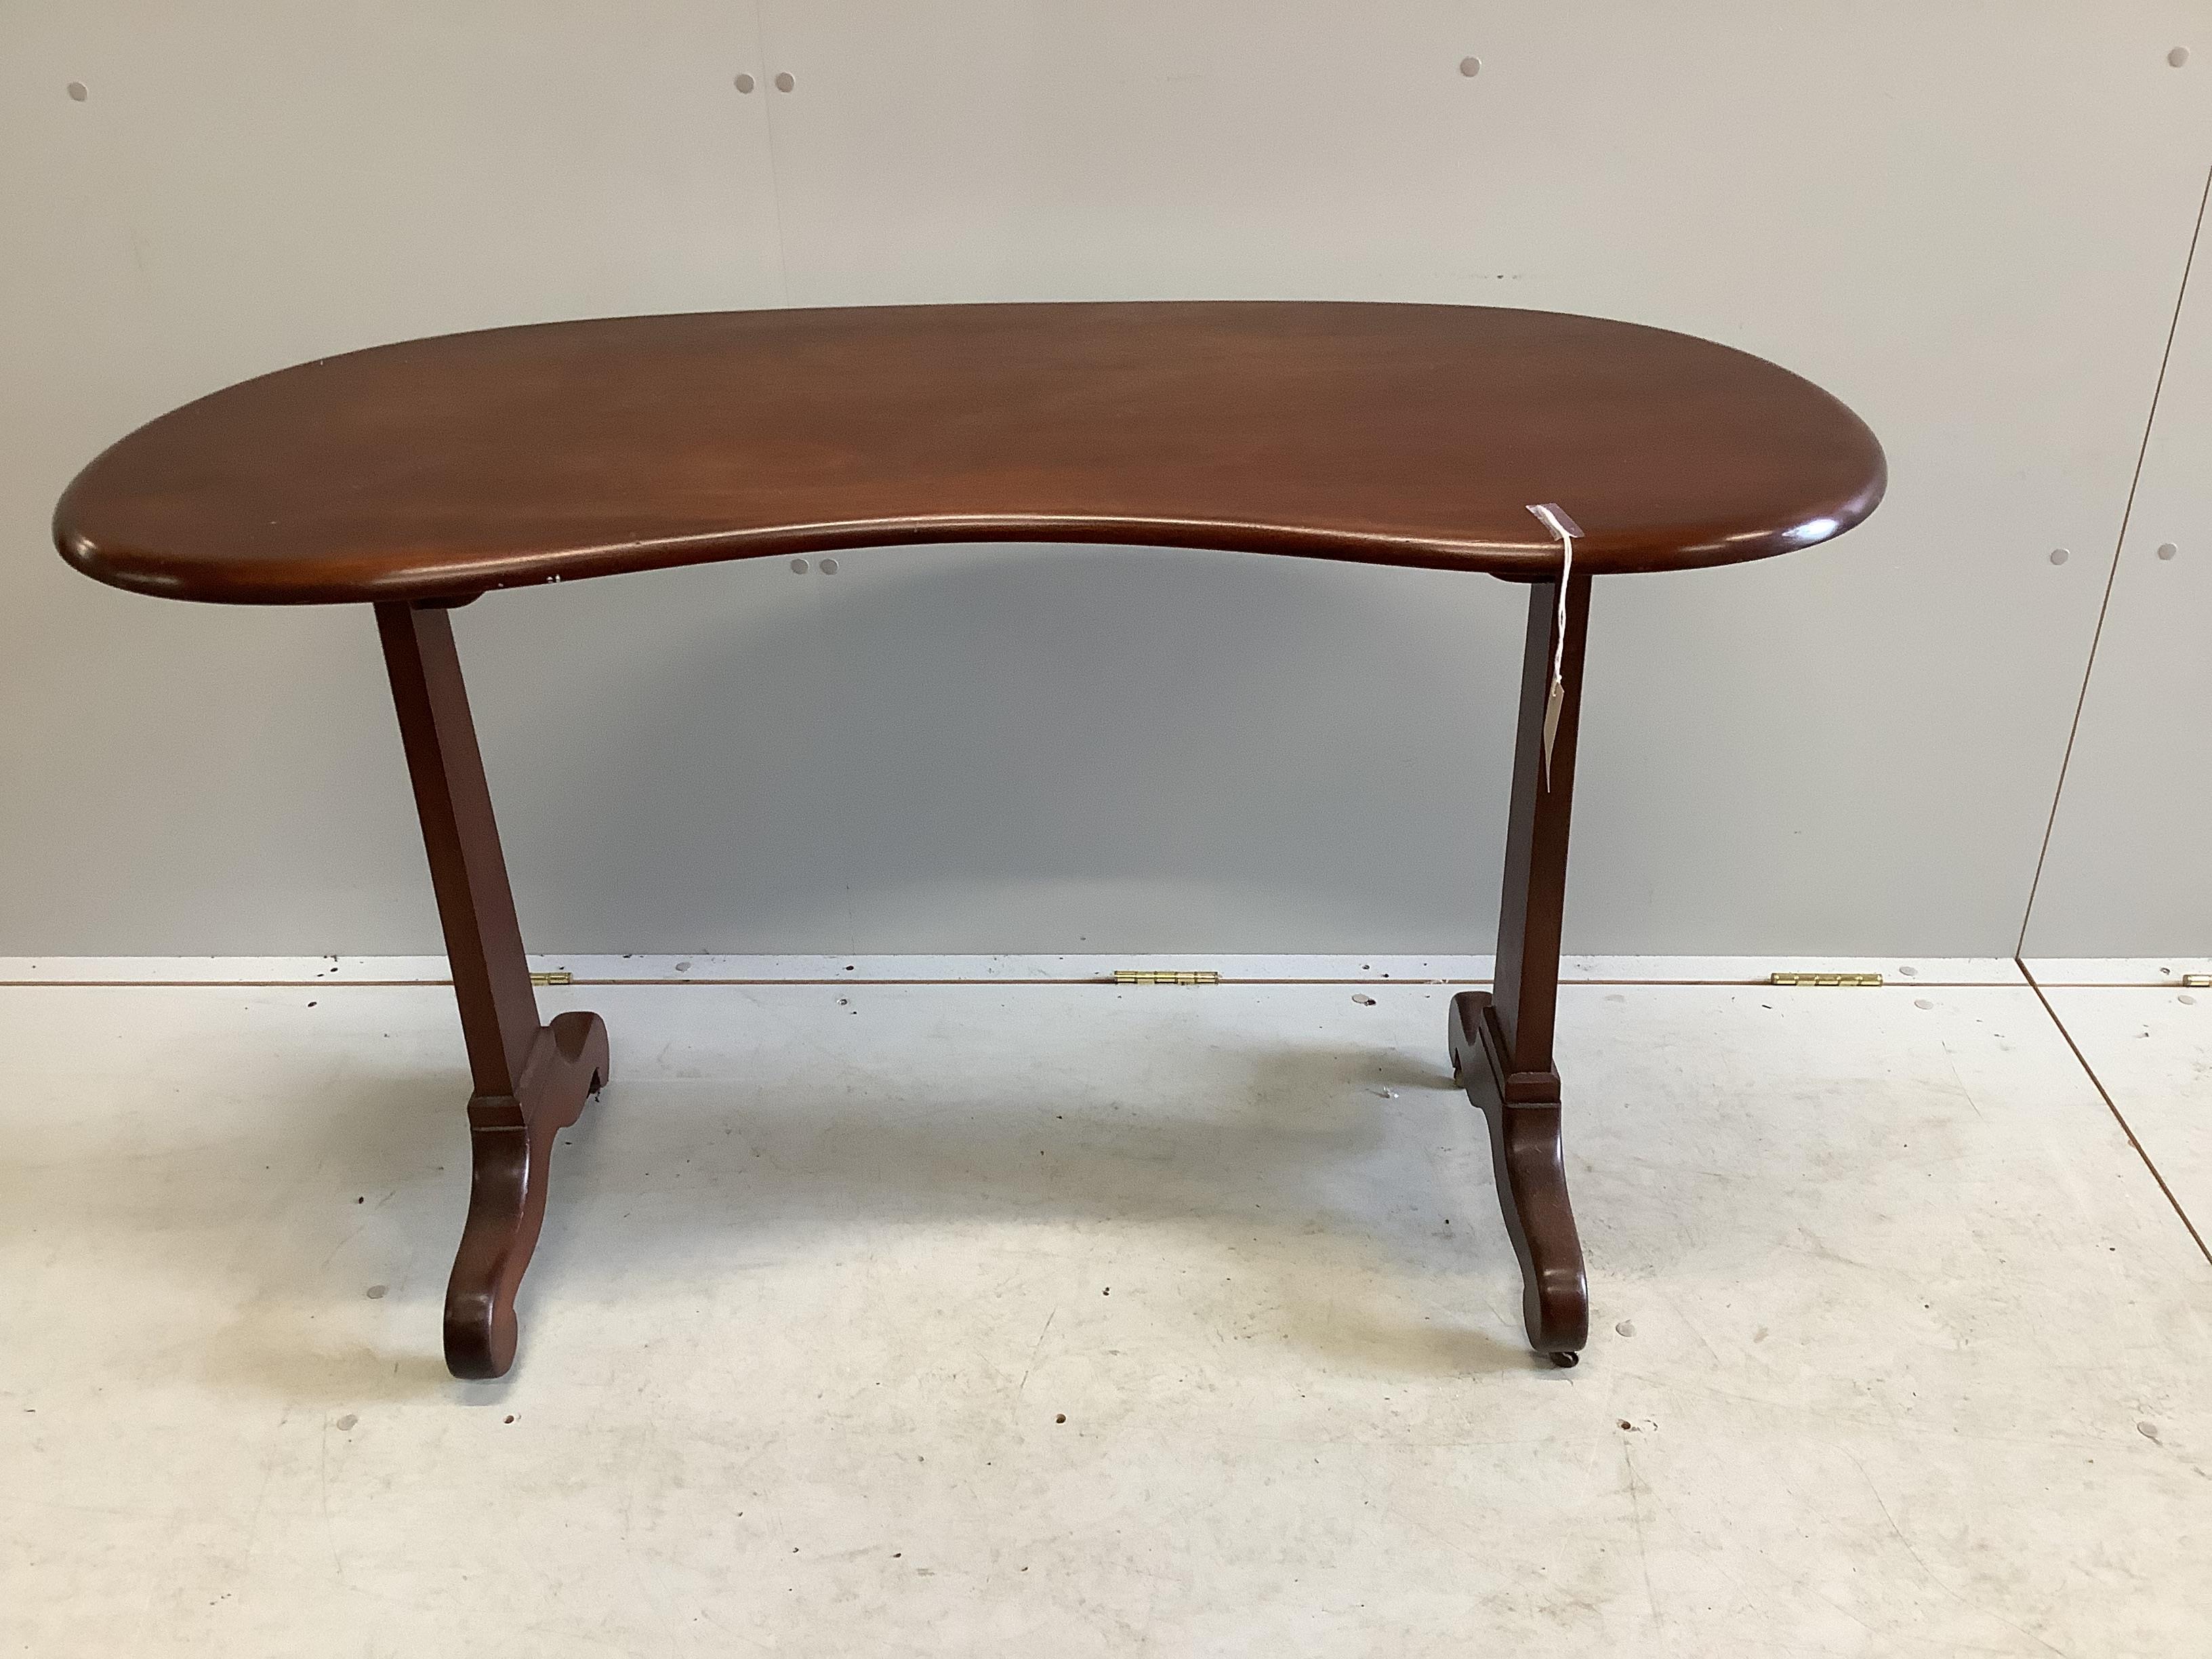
2018;954;2212;1267
2015;159;2212;954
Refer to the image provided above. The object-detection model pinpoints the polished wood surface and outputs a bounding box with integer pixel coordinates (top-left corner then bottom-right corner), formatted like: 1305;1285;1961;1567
56;302;1884;604
378;601;609;1378
51;300;1889;1374
1447;573;1595;1364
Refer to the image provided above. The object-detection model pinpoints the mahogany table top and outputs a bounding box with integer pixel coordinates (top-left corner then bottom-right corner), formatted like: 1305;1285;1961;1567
56;302;1885;604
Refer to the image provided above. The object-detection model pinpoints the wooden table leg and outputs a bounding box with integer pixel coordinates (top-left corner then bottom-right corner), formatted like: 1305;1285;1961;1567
1446;573;1594;1366
377;600;609;1380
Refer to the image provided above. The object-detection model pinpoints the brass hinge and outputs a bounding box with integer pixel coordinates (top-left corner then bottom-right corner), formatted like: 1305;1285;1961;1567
1769;971;1883;987
530;970;573;986
2184;974;2211;988
1114;970;1221;986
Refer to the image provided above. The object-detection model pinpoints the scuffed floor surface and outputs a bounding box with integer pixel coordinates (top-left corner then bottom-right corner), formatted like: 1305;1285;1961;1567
3;978;2209;1656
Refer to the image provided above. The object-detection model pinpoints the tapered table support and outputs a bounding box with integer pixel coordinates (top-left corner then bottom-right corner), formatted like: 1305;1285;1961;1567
377;600;609;1379
1448;574;1594;1366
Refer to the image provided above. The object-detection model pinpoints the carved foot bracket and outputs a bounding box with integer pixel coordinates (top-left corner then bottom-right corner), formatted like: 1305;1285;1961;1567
444;1010;611;1379
1448;989;1589;1366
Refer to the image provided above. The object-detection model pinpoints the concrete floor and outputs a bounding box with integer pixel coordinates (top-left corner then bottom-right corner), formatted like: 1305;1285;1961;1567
4;963;2209;1656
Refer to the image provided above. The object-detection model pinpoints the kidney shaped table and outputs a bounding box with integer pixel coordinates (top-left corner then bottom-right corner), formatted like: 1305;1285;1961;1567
55;302;1885;1377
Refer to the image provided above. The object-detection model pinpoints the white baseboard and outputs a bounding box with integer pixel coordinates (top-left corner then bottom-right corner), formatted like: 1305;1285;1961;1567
0;953;2043;986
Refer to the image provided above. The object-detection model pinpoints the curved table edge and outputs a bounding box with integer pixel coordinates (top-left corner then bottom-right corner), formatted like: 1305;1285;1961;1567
54;466;1887;605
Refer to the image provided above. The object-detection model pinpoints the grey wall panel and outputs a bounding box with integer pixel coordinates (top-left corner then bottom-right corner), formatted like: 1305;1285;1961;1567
3;4;2209;955
747;1;2212;953
0;3;792;952
2022;177;2212;958
797;544;1525;952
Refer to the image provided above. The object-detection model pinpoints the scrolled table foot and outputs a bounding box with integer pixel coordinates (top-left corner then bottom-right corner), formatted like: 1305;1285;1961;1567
443;1010;610;1379
1447;990;1591;1362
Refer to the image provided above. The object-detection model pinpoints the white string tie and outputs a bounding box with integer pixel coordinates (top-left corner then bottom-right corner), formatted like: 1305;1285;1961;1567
1524;502;1584;786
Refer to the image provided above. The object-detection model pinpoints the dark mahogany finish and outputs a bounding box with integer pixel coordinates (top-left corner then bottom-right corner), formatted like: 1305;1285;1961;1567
52;302;1885;1376
377;601;609;1377
1449;573;1595;1365
56;303;1881;604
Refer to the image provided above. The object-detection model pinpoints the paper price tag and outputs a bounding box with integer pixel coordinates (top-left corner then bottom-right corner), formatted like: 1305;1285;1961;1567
1525;504;1584;787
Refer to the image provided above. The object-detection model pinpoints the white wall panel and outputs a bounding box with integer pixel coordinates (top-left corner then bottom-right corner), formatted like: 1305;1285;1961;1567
3;4;2209;954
